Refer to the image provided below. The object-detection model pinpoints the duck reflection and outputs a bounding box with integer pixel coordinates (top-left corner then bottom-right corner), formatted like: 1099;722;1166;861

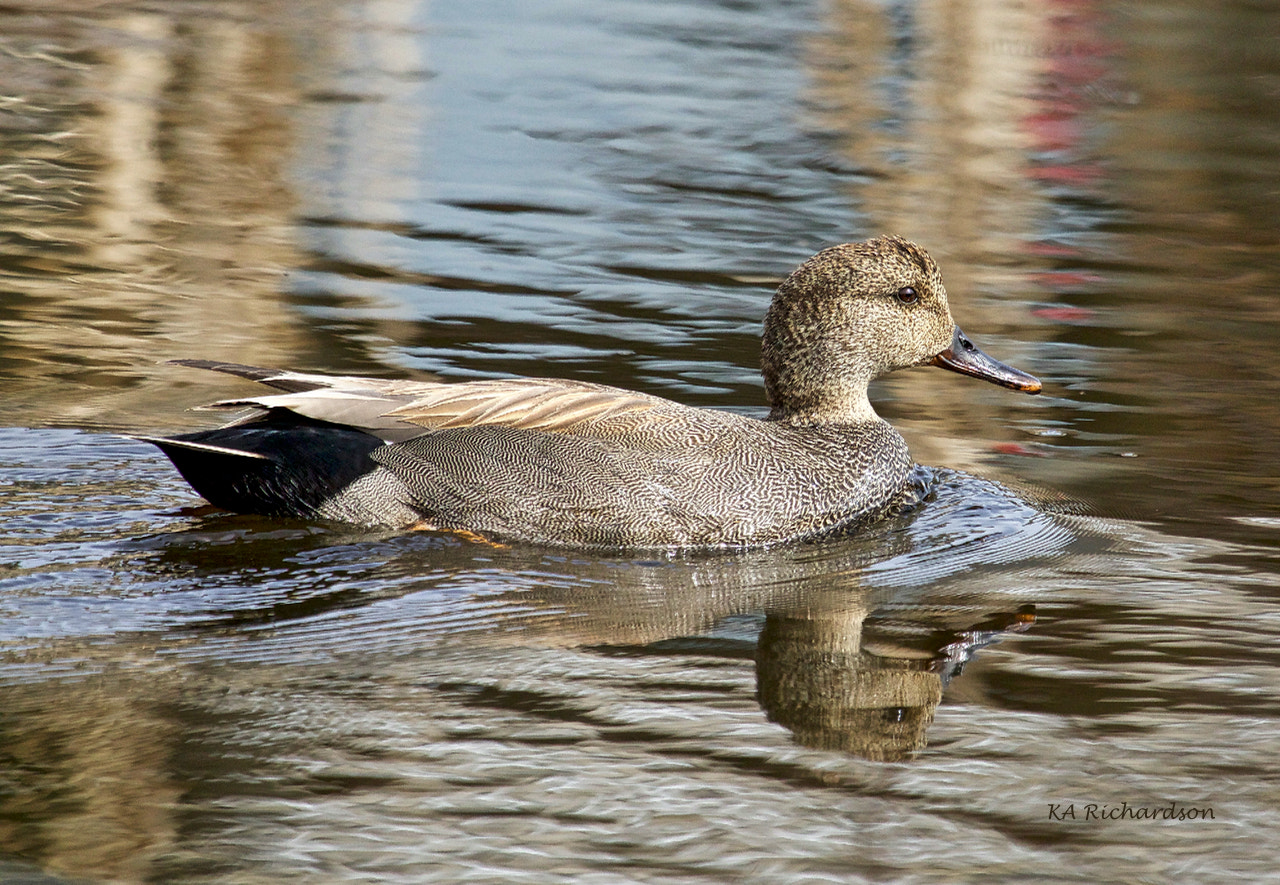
457;560;1036;762
757;588;1033;761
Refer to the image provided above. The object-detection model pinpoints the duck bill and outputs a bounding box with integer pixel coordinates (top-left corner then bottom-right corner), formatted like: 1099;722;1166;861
930;326;1042;393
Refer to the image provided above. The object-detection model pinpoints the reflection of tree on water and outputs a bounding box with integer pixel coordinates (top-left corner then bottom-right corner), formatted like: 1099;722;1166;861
757;587;1034;761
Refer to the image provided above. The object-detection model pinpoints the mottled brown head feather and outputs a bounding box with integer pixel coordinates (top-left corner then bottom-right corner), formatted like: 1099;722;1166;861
760;236;955;425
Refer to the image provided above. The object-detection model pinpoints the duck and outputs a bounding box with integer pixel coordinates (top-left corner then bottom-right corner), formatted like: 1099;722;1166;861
140;236;1041;549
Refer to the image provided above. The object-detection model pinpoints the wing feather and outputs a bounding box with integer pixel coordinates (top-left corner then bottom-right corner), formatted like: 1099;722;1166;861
170;362;662;440
386;381;656;431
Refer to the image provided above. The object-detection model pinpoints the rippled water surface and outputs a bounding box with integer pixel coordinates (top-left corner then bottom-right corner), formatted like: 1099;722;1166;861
2;1;1279;882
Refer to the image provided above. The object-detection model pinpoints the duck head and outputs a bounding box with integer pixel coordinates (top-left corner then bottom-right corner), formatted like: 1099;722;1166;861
761;235;1040;425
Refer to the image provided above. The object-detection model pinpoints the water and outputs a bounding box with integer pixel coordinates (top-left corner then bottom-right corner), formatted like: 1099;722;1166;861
1;0;1278;882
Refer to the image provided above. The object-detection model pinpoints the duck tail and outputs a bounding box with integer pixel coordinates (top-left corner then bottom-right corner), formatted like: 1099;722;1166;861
137;418;386;519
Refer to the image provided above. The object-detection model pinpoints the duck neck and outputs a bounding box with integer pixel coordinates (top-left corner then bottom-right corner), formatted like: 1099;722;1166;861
765;383;882;427
761;275;885;428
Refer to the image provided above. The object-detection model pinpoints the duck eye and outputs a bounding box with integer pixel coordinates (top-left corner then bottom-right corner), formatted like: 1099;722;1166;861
895;286;919;304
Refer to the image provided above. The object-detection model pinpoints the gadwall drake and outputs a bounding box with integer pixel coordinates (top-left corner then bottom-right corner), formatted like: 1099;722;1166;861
142;236;1040;549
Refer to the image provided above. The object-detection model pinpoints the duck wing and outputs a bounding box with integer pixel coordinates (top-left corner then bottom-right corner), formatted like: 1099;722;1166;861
170;360;663;443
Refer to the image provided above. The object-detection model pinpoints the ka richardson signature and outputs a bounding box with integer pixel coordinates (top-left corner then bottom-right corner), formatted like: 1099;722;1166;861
1048;802;1215;822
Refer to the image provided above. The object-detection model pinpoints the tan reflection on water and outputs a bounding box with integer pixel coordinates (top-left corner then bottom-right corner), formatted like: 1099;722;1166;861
0;676;182;883
0;5;328;429
808;0;1047;262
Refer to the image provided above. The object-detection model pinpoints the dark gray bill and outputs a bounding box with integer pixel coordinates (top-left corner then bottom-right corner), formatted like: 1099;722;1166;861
930;326;1042;393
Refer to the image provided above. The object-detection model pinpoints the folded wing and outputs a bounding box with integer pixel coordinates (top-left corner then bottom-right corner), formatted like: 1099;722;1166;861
172;359;662;442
